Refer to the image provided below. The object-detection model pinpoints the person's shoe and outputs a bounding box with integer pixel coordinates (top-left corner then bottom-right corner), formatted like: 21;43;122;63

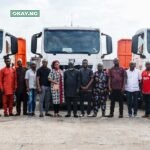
54;113;62;117
28;113;32;116
31;113;35;116
142;115;149;118
87;113;93;117
15;113;20;116
39;114;44;117
92;113;97;117
119;115;123;118
107;114;114;118
74;114;78;118
45;113;53;117
9;113;14;116
79;114;84;117
57;114;62;117
54;113;57;117
4;114;9;117
102;111;105;117
133;114;137;117
65;114;71;117
129;114;132;118
23;113;28;116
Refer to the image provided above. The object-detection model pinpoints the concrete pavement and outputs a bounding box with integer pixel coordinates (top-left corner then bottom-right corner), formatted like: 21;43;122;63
0;101;149;150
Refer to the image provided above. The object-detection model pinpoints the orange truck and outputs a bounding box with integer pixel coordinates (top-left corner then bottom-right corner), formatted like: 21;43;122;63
15;38;26;67
117;39;132;69
103;39;132;70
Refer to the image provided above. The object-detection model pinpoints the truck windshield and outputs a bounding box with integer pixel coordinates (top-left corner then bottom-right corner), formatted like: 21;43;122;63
147;30;150;53
0;31;3;53
44;29;100;54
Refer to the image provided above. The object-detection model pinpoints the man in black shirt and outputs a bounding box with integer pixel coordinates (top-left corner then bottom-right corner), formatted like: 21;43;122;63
79;59;93;117
15;59;27;116
37;59;52;117
64;62;80;118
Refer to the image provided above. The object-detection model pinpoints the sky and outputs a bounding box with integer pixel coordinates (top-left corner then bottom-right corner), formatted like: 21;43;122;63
0;0;150;60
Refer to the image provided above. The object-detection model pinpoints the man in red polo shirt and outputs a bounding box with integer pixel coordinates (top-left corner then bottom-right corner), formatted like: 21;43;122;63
141;61;150;118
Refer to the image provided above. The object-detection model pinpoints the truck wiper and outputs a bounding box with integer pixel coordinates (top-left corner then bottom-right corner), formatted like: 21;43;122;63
50;51;70;55
49;51;91;55
77;51;91;55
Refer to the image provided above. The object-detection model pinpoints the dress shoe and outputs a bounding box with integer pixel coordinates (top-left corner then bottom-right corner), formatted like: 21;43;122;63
119;115;123;118
92;114;97;117
39;114;44;117
45;113;53;117
65;114;71;117
107;114;114;118
9;114;14;116
28;113;32;116
31;113;35;116
23;113;28;116
57;114;62;117
102;111;105;117
74;114;78;118
4;114;9;117
15;113;20;116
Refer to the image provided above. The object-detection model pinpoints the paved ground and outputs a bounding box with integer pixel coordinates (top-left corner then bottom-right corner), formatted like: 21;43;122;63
0;101;149;150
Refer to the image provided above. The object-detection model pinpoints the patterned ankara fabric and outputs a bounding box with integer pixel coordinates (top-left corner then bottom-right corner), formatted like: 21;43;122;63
92;70;108;114
48;69;64;104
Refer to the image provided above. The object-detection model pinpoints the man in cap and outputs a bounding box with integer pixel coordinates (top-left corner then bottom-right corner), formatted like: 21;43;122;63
37;59;52;117
15;58;28;116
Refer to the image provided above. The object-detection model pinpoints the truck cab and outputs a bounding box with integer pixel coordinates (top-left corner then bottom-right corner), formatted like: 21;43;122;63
31;27;112;71
132;28;150;70
0;29;18;68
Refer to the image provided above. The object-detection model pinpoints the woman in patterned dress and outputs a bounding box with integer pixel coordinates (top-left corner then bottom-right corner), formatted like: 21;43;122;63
48;60;64;117
92;63;109;117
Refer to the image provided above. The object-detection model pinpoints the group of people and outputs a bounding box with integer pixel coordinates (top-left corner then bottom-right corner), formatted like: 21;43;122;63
0;56;150;119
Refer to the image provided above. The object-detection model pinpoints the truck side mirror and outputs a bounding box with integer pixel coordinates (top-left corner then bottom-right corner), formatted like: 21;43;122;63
31;32;42;58
132;35;138;54
10;36;18;54
31;34;37;54
106;35;112;54
6;33;18;55
132;34;146;58
101;34;112;58
147;31;150;53
0;31;3;53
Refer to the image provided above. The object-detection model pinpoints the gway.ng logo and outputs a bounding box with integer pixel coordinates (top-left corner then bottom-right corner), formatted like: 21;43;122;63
10;10;40;17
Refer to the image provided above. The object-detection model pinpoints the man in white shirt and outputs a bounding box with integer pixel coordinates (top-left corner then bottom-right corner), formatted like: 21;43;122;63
125;62;141;117
25;61;37;116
